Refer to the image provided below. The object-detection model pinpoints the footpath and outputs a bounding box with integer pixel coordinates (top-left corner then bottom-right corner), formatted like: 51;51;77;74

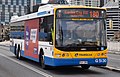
108;50;120;55
0;41;10;47
101;50;120;72
0;41;120;72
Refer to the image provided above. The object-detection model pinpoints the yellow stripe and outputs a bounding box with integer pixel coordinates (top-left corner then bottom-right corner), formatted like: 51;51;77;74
53;48;107;59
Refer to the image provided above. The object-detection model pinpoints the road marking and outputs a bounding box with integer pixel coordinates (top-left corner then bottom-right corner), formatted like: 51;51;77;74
105;66;120;72
109;57;120;61
0;53;53;77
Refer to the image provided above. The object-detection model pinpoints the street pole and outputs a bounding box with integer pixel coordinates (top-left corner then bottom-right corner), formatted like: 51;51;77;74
31;0;34;12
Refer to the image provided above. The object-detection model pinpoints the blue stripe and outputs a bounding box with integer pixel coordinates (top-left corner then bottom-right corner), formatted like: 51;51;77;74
44;57;107;66
37;11;47;16
21;50;39;62
10;32;24;38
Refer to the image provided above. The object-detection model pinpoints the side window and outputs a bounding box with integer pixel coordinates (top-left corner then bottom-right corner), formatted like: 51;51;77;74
10;21;24;39
39;15;54;41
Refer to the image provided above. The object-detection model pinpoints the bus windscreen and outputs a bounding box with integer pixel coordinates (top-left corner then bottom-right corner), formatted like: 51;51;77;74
56;8;106;18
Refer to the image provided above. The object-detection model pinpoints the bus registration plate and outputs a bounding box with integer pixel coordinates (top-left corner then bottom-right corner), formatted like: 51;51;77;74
80;61;88;64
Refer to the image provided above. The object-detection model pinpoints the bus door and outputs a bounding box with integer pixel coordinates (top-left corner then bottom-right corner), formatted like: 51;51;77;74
24;18;39;59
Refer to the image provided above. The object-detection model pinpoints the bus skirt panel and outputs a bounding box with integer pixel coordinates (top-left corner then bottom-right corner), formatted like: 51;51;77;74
44;56;107;66
19;50;107;67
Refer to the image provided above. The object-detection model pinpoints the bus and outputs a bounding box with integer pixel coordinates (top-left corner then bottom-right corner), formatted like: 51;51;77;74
10;4;107;69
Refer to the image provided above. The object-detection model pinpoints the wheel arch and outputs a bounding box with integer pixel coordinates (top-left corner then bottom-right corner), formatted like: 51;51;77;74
39;48;44;56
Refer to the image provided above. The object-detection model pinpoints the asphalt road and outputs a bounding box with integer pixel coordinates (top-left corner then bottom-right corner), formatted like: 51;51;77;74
0;46;120;77
107;54;120;69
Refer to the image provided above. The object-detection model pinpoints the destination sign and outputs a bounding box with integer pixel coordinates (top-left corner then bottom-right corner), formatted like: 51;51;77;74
56;8;106;18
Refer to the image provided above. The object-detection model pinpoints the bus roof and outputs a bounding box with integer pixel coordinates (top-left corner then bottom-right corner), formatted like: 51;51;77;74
10;4;106;23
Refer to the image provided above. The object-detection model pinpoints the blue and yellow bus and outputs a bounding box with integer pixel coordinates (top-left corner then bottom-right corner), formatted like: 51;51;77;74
10;4;107;69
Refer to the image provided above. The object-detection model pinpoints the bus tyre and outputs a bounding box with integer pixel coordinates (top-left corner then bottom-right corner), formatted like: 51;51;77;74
40;55;47;69
14;44;17;55
81;65;90;69
17;49;22;60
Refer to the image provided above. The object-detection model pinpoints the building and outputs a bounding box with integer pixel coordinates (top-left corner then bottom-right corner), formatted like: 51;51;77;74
29;0;41;12
0;0;31;25
67;0;111;7
114;31;120;41
0;24;4;41
0;24;10;41
0;0;41;25
103;1;120;40
48;0;68;4
35;0;41;4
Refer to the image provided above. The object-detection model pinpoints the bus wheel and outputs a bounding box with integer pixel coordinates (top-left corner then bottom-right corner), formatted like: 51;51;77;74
14;44;17;55
17;49;22;60
81;65;90;69
40;54;47;69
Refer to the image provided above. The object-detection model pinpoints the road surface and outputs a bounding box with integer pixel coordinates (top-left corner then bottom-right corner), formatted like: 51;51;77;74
0;46;120;77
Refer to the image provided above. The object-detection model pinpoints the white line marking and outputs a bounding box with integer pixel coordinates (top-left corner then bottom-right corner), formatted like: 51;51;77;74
0;53;53;77
106;66;120;71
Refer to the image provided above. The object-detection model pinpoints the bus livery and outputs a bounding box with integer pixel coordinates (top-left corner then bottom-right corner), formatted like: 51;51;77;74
10;4;107;69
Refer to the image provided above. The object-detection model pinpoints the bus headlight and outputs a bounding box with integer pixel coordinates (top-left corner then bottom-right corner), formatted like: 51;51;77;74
101;53;107;56
104;53;107;56
62;53;65;57
66;53;69;57
75;53;78;57
97;53;100;56
55;54;61;57
101;53;104;56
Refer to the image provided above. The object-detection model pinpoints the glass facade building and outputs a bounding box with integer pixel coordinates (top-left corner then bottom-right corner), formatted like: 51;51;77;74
68;0;111;7
0;0;42;25
68;0;100;6
0;0;33;25
36;0;41;4
32;0;41;5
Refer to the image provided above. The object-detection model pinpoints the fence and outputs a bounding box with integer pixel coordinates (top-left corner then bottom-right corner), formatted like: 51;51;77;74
107;41;120;52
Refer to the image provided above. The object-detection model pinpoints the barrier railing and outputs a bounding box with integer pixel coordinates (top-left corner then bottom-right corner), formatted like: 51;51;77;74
107;41;120;52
